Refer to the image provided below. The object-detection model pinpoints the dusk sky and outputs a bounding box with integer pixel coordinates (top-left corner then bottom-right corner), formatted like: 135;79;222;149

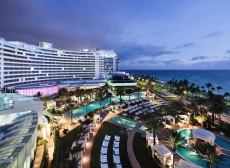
0;0;230;70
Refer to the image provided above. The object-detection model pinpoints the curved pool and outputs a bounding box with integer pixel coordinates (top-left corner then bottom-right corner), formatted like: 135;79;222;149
66;93;144;117
177;129;230;168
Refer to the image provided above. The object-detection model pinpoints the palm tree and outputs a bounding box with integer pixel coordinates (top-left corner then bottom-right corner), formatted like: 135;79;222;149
146;115;163;145
60;95;68;105
82;97;89;115
163;130;186;168
34;91;43;99
95;87;104;112
216;86;223;95
116;87;124;103
135;87;141;98
195;143;225;168
205;83;213;92
126;88;133;101
224;92;230;101
107;92;113;104
66;103;76;124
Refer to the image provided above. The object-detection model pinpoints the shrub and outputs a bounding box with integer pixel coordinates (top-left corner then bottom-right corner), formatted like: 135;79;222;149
51;129;60;168
37;139;48;147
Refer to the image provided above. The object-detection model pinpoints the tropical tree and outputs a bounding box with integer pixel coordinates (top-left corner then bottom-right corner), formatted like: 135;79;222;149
163;130;186;168
107;92;113;104
146;114;163;145
40;96;51;107
95;87;105;112
125;88;133;101
66;103;76;124
224;92;230;101
34;91;43;99
216;86;223;95
82;97;90;115
205;83;213;92
134;86;141;98
115;87;124;103
60;95;68;105
195;143;225;168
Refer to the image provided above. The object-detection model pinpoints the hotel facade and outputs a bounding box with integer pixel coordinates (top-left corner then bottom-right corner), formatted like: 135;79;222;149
0;37;119;92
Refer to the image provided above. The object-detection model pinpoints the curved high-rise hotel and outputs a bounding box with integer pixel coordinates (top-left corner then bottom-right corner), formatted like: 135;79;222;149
0;37;119;90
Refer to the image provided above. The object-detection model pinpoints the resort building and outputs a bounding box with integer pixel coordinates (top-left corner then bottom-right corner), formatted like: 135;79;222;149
105;71;137;88
0;93;43;168
0;37;119;95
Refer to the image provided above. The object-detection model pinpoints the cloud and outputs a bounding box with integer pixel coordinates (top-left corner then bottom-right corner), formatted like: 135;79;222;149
118;43;178;61
183;43;195;47
174;42;195;49
201;30;222;38
191;56;209;60
226;50;230;54
161;59;182;65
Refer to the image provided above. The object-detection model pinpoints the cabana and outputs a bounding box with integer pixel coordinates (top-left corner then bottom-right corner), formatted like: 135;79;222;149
146;131;159;146
152;144;173;168
163;115;175;125
94;114;102;123
176;159;199;168
178;115;189;124
192;129;216;146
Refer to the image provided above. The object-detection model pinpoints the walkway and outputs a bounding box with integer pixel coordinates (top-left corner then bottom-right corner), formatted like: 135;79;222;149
47;135;54;168
33;145;44;168
127;122;144;168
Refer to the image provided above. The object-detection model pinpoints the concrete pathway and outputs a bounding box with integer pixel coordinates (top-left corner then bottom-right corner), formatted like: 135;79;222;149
127;122;144;168
47;135;54;168
33;145;44;168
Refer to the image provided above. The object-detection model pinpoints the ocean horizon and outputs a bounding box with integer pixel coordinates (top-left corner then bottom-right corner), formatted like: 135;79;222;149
122;70;230;94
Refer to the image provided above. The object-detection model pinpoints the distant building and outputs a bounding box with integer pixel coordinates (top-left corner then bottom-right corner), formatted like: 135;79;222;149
105;71;137;88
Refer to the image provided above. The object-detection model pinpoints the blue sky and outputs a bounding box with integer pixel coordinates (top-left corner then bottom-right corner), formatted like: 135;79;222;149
0;0;230;69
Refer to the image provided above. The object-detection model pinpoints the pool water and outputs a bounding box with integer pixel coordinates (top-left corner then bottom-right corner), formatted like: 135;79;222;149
110;117;137;128
177;129;230;168
66;93;143;117
140;125;148;131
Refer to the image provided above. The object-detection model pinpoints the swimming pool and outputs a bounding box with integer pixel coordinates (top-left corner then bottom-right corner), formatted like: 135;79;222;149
177;129;230;168
66;93;144;117
140;125;148;131
110;117;137;128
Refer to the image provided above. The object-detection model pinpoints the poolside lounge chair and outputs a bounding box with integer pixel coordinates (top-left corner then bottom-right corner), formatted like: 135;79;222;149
100;154;108;163
101;147;108;154
101;163;109;168
113;141;119;148
104;135;111;141
116;164;122;168
115;135;120;142
113;155;121;164
103;140;109;147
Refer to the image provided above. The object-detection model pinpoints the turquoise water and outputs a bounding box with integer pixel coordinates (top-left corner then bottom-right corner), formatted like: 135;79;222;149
215;135;230;151
177;129;230;168
140;125;148;131
110;117;137;128
66;93;143;117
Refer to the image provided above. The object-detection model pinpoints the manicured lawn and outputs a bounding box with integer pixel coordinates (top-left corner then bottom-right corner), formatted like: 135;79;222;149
133;133;160;168
90;122;132;168
154;84;165;91
138;81;147;87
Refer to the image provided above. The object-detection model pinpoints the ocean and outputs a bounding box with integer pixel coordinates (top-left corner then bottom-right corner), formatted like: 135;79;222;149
123;70;230;94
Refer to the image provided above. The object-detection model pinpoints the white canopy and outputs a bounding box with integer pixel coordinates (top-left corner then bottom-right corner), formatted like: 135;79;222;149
192;129;216;146
153;144;172;157
176;159;198;168
152;144;173;168
178;115;189;119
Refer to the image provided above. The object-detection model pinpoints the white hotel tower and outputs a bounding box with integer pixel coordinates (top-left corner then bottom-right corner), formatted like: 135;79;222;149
0;37;119;89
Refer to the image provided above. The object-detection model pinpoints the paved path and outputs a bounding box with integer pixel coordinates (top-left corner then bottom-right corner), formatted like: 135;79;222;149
127;122;144;168
47;135;54;168
33;145;44;168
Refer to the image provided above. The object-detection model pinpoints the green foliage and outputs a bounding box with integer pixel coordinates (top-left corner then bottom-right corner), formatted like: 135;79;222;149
51;129;60;168
43;115;50;123
40;143;48;168
37;139;48;146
